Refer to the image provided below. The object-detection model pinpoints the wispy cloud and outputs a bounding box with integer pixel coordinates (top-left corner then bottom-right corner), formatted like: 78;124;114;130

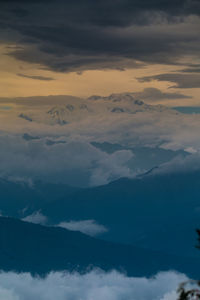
137;73;200;89
22;211;48;225
57;220;108;236
17;73;54;81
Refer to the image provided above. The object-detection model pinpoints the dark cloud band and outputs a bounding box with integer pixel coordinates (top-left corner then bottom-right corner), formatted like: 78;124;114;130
17;73;54;81
137;73;200;89
0;0;200;72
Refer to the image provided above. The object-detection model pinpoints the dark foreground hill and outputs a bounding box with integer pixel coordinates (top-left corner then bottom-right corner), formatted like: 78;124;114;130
0;216;199;278
38;171;200;258
1;171;200;258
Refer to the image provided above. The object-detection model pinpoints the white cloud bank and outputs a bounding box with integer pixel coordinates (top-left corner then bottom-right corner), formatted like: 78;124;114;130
58;220;108;236
1;94;200;186
0;270;188;300
0;135;134;187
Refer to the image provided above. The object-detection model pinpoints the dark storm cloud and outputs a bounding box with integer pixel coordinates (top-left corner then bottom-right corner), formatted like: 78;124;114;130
17;73;54;81
1;0;200;22
0;0;200;72
133;88;192;101
181;68;200;73
137;73;200;88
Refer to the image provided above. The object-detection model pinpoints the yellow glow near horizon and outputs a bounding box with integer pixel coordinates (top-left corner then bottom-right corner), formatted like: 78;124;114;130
0;44;199;106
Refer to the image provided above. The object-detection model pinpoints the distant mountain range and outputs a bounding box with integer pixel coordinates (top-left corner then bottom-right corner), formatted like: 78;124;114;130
16;93;178;126
0;93;199;280
0;216;199;278
0;170;200;259
91;142;187;173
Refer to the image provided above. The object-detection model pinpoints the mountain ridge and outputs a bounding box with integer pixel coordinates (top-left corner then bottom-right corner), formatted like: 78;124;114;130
0;216;199;278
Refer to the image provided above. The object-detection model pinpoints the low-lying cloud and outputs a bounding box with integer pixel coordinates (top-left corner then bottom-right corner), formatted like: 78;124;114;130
0;135;135;187
22;211;48;225
21;211;108;236
151;153;200;176
58;220;108;236
0;270;188;300
21;212;107;236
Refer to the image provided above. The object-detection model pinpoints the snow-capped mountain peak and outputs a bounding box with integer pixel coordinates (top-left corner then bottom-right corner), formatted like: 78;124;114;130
15;93;179;126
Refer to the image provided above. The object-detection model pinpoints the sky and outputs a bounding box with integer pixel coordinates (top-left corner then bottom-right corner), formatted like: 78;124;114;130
0;0;200;106
0;2;200;293
0;0;200;187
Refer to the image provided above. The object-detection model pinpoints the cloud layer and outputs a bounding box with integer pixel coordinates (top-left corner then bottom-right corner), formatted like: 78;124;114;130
0;93;200;186
0;135;134;186
0;270;188;300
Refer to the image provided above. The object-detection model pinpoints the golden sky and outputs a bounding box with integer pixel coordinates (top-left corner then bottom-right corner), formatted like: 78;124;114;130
0;0;199;107
0;44;199;106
